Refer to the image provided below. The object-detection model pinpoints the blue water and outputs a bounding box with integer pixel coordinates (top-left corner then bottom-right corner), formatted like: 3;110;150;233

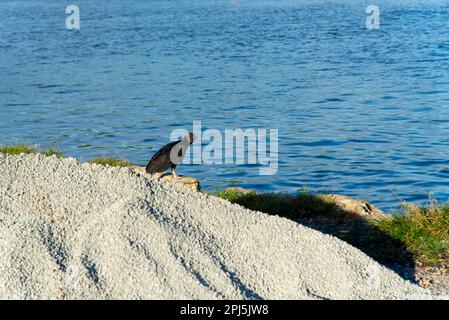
2;0;449;211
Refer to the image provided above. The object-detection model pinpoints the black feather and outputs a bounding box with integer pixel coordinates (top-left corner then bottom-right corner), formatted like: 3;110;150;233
146;140;186;174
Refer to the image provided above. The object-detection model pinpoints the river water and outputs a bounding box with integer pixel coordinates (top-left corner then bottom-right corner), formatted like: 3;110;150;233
2;0;449;211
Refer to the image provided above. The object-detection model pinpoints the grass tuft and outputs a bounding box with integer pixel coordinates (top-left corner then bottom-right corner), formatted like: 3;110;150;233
375;201;449;265
0;144;36;155
42;149;65;158
0;143;64;158
42;142;64;158
88;157;132;168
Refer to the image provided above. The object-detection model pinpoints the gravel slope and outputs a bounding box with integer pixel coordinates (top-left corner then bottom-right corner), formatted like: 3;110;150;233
0;154;434;299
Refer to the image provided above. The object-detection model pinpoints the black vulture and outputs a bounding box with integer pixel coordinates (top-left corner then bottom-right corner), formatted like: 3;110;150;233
146;132;196;177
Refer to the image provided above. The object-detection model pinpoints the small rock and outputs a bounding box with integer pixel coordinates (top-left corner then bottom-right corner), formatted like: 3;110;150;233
129;165;200;192
318;194;387;220
418;277;432;287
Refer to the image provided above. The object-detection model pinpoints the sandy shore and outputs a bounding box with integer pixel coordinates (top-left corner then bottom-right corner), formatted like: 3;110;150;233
0;154;439;299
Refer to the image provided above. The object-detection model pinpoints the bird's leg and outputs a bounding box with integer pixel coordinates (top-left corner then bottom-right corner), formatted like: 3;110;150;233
172;168;178;178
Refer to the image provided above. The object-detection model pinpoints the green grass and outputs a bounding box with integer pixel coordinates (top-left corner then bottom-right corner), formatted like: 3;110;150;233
216;188;342;220
42;142;65;158
217;188;449;269
0;145;130;168
42;142;64;158
0;144;36;155
42;149;65;158
0;143;65;158
88;157;132;168
376;202;449;265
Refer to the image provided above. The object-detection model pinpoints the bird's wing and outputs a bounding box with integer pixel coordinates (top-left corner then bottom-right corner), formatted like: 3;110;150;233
149;140;181;163
146;140;182;173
